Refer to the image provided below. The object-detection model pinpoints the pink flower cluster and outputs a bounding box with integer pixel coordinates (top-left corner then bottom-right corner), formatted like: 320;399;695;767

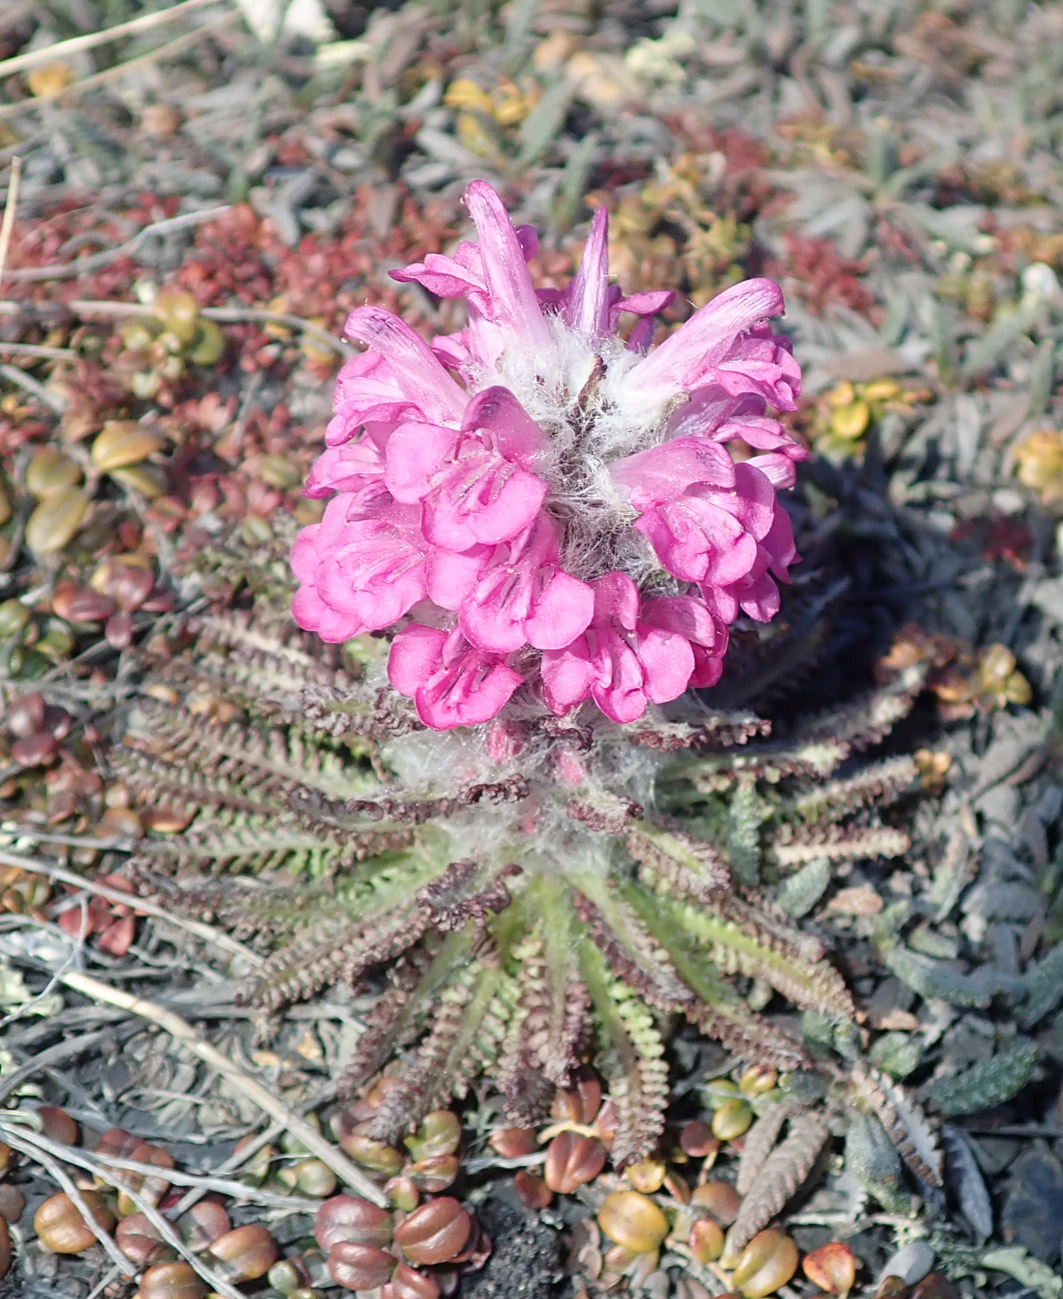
292;181;805;730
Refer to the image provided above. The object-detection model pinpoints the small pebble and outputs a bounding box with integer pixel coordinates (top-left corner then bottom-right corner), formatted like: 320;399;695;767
879;1240;935;1286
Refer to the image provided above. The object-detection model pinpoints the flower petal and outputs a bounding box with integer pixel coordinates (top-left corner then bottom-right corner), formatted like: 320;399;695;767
635;625;695;705
630;278;786;392
344;307;467;425
564;207;611;340
463;386;549;462
387;623;448;695
384;421;459;503
464;180;553;350
611;436;736;511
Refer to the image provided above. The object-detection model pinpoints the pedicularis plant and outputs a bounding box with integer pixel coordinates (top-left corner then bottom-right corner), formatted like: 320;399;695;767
123;182;930;1174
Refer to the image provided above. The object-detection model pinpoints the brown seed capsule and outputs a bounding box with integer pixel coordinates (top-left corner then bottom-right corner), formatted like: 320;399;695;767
33;1190;115;1253
115;1212;173;1266
404;1110;461;1162
188;320;225;365
544;1131;607;1194
36;1106;77;1145
514;1170;552;1210
488;1127;538;1159
876;1280;909;1298
6;692;44;738
385;1261;441;1299
0;1217;9;1279
96;1128;140;1160
109;464;167;499
392;1197;472;1266
207;1223;279;1280
909;1274;959;1299
25;486;90;555
91;422;165;473
26;448;81;498
691;1181;742;1226
153;291;200;344
137;1261;208;1299
116;1141;174;1216
689;1217;724;1264
712;1098;753;1142
52;582;117;624
552;1067;602;1126
730;1229;799;1297
177;1200;230;1250
679;1121;718;1159
738;1066;778;1097
384;1177;419;1213
0;1184;26;1223
327;1240;395;1290
141;104;181;136
294;1158;338;1198
11;731;59;767
104;609;134;650
91;556;155;610
803;1240;857;1294
664;1170;692;1204
406;1153;460;1193
267;1256;312;1294
0;600;30;637
597;1190;669;1254
337;1122;404;1176
626;1159;666;1194
314;1196;393;1251
96;806;143;840
120;318;162;352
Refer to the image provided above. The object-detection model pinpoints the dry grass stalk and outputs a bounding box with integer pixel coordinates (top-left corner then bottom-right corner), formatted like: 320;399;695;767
55;966;389;1207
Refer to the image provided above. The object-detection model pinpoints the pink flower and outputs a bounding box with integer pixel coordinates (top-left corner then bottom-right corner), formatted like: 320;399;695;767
303;425;389;503
716;502;798;623
389;624;523;729
632;462;778;587
459;515;594;653
385;386;549;551
536;208;676;343
293;179;803;730
616;281;801;416
391;180;553;370
639;593;728;689
541;573;695;724
292;495;428;642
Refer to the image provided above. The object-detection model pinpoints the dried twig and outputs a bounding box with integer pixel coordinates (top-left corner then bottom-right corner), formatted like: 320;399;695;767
0;846;263;965
0;340;76;358
0;0;225;79
0;1123;135;1276
53;966;389;1206
0;155;20;289
4;1126;321;1211
0;359;67;411
0;297;354;356
2;204;231;283
0;1120;246;1299
0;11;242;121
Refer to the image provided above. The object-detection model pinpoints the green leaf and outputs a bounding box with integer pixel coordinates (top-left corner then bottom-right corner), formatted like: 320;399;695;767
981;1246;1063;1299
928;1039;1039;1117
